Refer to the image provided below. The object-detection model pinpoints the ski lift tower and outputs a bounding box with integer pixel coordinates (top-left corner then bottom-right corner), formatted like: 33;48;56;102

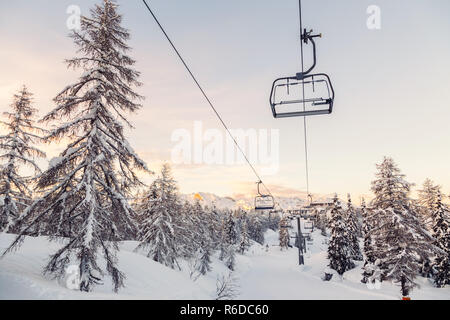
291;216;305;265
297;216;305;264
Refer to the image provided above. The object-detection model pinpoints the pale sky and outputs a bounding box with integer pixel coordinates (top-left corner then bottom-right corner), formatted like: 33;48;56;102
0;0;449;201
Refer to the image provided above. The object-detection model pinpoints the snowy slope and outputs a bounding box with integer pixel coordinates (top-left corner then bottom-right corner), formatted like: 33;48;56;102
0;234;211;299
237;228;449;300
1;229;448;300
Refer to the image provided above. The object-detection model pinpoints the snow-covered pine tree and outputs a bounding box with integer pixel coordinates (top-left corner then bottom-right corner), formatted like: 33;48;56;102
417;179;440;230
345;194;362;261
218;215;227;261
247;213;265;245
190;199;214;274
327;194;355;275
177;200;202;258
361;198;375;283
370;157;436;296
176;201;196;258
224;212;237;245
264;212;280;231
197;245;212;275
279;216;290;250
206;204;224;250
238;213;250;254
361;198;380;283
190;201;214;276
234;208;245;242
222;212;237;270
194;200;216;251
225;246;236;271
431;191;449;287
2;1;150;292
312;207;328;236
0;86;46;233
136;163;182;269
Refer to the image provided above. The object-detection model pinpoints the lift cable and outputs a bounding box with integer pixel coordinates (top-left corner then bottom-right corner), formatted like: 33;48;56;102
299;0;311;200
141;0;275;200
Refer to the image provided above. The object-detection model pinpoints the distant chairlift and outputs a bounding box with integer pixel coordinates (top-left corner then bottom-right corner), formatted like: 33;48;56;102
269;29;335;118
254;181;275;211
304;221;314;232
303;221;314;241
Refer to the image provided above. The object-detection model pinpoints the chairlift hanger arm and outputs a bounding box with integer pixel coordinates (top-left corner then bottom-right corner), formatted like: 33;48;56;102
256;180;262;196
298;29;321;77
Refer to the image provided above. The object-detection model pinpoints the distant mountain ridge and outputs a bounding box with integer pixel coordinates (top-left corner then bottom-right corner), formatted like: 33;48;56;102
180;192;335;211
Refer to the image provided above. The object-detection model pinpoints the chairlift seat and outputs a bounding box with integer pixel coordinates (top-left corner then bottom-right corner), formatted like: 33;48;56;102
270;73;334;118
255;195;275;210
304;221;314;230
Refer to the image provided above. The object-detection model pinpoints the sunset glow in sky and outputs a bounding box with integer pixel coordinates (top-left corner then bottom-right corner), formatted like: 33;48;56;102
1;0;449;201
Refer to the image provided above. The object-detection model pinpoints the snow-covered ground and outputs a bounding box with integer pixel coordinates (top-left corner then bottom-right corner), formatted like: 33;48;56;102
238;229;448;300
0;228;448;300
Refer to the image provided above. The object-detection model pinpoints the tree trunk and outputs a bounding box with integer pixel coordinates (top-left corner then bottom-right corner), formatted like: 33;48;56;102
401;275;409;297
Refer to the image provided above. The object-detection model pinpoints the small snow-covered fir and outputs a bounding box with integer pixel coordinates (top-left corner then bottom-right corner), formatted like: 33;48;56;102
0;86;46;233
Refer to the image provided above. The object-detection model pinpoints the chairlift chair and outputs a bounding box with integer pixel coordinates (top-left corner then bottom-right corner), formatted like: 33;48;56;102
304;221;314;232
270;29;334;118
254;181;275;211
255;195;275;211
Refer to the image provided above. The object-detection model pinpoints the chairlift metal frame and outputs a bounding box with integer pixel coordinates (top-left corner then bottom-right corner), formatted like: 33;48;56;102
304;220;314;232
254;180;275;211
269;28;335;118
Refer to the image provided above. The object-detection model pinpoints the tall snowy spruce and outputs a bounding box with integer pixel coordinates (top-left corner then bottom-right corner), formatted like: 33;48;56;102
190;200;214;274
431;191;449;287
417;179;440;230
197;244;212;275
177;201;198;258
0;86;46;233
136;164;182;270
345;194;362;261
361;198;379;283
3;1;149;292
222;212;237;271
205;204;223;250
191;200;212;253
238;213;251;254
247;213;265;245
370;157;436;296
327;194;355;275
416;179;442;277
313;207;327;236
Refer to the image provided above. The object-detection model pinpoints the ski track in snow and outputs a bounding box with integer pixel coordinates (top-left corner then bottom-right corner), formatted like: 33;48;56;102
0;230;448;300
